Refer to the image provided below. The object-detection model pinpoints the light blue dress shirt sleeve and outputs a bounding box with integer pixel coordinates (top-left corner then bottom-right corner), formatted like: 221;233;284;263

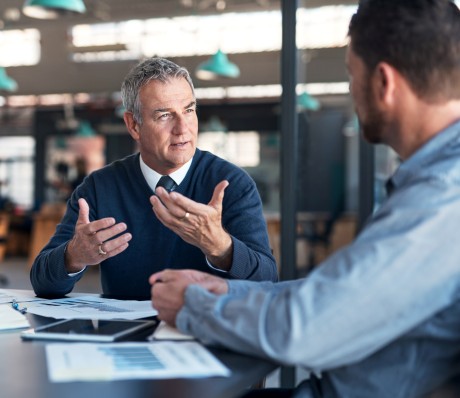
176;121;460;376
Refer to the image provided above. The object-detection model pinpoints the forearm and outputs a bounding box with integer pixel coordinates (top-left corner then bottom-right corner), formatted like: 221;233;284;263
222;237;278;281
178;240;458;371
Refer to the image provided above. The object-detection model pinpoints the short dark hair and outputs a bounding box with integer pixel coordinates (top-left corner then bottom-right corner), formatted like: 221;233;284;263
121;57;195;124
348;0;460;102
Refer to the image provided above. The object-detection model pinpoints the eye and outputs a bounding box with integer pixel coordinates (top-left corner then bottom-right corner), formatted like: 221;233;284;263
157;113;171;120
185;107;195;114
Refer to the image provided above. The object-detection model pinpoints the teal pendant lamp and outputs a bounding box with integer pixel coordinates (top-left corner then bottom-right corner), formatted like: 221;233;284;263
23;0;86;19
115;104;126;119
297;91;320;112
196;49;240;80
76;120;96;137
0;67;18;92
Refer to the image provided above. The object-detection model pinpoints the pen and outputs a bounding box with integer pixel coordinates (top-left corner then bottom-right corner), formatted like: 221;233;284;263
11;299;27;314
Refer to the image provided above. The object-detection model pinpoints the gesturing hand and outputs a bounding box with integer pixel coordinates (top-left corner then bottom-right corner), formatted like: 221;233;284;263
150;180;233;270
65;198;132;273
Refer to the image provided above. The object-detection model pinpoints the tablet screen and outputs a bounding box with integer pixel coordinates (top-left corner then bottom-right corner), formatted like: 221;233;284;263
21;319;157;342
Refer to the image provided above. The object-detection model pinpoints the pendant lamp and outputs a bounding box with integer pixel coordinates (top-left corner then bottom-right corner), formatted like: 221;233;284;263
23;0;86;19
199;115;227;132
196;50;240;80
297;91;320;112
76;120;96;137
0;67;18;92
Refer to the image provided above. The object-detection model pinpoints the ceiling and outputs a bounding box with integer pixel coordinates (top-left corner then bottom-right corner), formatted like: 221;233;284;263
0;0;358;29
0;0;357;99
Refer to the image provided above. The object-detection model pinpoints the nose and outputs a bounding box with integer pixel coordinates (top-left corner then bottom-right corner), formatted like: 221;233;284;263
172;114;190;135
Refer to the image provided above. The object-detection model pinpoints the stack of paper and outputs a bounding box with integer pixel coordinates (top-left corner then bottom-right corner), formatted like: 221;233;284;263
149;321;195;341
0;305;30;331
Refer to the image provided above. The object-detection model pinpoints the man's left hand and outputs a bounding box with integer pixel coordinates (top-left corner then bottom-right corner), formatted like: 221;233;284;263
150;180;233;270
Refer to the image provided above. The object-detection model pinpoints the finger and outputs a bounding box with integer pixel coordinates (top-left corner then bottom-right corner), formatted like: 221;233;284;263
208;180;229;210
104;241;130;258
149;271;164;285
77;198;90;225
154;188;187;216
168;191;208;216
95;222;129;243
151;196;180;225
150;270;176;285
99;232;132;253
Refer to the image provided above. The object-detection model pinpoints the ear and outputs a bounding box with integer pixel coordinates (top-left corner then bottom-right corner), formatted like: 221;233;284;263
123;112;140;141
374;62;398;107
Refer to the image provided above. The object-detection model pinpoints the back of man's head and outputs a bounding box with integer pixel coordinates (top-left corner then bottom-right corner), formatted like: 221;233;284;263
348;0;460;103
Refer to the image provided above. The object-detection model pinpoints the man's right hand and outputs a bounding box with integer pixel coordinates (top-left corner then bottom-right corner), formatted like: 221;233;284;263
64;198;132;273
149;269;229;326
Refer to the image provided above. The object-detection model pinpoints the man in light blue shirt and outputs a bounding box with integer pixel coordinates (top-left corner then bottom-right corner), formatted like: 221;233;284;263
149;1;460;397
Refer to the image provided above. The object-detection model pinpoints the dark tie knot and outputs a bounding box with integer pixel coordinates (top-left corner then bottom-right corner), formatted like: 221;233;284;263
156;175;177;193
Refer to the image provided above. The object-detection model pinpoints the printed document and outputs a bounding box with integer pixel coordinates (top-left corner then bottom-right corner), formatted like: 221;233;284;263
0;289;45;304
46;341;231;382
0;305;30;331
26;296;157;320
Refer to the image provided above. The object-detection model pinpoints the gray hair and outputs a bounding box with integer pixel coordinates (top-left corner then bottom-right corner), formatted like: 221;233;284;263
121;57;195;124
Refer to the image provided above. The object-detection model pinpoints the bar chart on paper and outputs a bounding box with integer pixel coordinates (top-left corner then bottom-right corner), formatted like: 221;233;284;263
46;341;231;382
99;346;165;371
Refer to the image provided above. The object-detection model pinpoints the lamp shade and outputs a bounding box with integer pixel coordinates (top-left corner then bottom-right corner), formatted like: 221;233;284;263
115;104;126;119
23;0;86;19
297;92;320;112
76;120;96;137
196;50;240;80
0;67;18;92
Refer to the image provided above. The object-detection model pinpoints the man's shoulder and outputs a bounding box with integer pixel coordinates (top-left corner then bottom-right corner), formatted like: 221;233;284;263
91;153;139;177
194;149;246;175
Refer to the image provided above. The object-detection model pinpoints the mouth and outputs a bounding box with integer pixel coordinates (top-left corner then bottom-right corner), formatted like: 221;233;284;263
170;141;189;148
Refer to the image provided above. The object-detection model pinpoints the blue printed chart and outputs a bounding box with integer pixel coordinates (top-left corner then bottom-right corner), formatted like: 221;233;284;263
46;341;231;382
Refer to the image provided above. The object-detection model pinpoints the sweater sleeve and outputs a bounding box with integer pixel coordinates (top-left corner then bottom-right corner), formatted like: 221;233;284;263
218;169;278;282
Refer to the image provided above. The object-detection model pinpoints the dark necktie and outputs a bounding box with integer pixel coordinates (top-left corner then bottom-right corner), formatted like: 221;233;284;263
156;175;177;193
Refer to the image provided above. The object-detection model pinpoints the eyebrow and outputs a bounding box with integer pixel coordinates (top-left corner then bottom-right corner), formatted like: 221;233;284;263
153;101;197;114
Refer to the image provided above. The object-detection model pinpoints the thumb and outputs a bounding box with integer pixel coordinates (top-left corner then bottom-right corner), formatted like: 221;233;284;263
208;180;229;210
76;198;90;225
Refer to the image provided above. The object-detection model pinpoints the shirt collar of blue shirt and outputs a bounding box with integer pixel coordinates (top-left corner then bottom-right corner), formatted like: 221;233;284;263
390;119;460;192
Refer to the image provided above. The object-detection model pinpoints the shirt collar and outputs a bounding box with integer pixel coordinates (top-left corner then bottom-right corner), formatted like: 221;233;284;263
391;119;460;190
139;155;193;192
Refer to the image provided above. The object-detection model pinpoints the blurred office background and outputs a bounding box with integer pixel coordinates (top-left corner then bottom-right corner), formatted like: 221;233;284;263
0;0;412;291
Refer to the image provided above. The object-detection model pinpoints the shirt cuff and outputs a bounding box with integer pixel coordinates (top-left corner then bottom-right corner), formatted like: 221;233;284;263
205;257;229;274
63;242;87;277
67;267;86;277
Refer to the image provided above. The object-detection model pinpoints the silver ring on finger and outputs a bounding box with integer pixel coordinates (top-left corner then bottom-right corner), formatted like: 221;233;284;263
180;211;190;221
98;244;107;256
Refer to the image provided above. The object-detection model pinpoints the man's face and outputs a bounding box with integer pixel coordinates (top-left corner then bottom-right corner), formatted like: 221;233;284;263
128;77;198;174
346;44;386;144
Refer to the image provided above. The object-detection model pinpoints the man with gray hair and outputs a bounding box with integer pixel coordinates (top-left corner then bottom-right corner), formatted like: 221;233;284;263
30;57;278;298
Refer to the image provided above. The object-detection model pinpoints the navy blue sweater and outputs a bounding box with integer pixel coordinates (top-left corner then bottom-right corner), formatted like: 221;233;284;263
30;150;278;298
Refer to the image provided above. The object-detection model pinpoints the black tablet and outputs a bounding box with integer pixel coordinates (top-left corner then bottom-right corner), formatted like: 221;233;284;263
20;318;156;342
